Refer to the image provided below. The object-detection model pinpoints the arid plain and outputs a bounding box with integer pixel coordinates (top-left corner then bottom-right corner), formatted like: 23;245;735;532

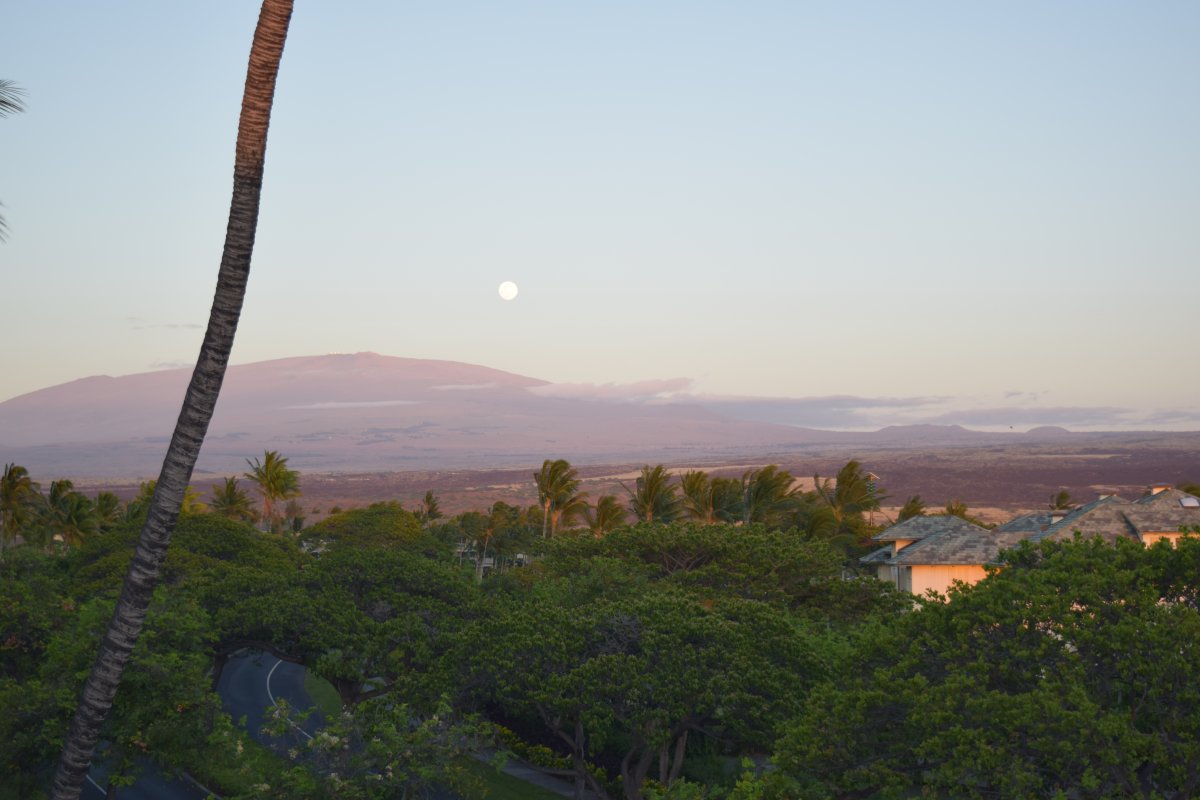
74;432;1200;527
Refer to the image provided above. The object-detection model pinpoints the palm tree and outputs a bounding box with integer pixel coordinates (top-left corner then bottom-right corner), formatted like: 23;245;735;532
626;464;681;524
897;494;926;522
814;459;885;523
943;499;990;528
679;470;740;524
283;498;305;532
210;476;255;523
38;480;100;551
244;449;300;532
416;490;443;525
739;465;801;526
52;3;294;795
813;459;887;551
581;494;629;538
1;463;39;558
1049;490;1073;510
127;479;207;519
93;492;123;532
534;458;587;538
0;80;25;243
0;81;22;116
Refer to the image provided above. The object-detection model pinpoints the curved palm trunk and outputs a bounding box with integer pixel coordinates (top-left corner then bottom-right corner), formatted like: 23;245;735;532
50;3;293;797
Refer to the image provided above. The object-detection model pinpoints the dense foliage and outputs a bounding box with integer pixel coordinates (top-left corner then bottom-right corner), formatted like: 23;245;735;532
3;459;1197;800
762;536;1200;800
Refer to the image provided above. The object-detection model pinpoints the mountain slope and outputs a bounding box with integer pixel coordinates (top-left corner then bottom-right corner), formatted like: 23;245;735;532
0;353;830;476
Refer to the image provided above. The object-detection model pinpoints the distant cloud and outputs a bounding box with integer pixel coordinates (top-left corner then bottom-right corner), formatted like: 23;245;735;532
432;383;496;391
1003;390;1047;402
697;394;945;410
690;394;948;429
527;380;1200;432
284;400;421;410
148;361;192;371
916;402;1132;429
1135;408;1200;427
527;386;953;428
530;378;694;401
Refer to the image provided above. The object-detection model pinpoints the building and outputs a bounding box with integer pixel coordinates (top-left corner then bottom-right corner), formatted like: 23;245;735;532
863;485;1200;596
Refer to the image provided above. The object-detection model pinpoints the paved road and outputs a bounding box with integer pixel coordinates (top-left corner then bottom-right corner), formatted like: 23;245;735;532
216;651;322;750
84;651;581;799
83;760;210;800
83;650;304;799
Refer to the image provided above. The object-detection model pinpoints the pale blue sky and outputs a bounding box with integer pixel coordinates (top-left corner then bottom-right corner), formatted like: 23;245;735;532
3;1;1198;430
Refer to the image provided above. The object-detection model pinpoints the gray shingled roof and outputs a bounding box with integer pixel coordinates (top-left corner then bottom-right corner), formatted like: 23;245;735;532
868;490;1200;571
1032;495;1135;545
1134;488;1199;507
873;514;987;542
890;527;1028;566
1122;506;1200;535
994;511;1056;533
859;547;893;564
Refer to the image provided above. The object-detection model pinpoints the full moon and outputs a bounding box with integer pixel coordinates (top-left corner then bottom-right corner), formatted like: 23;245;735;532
498;281;519;301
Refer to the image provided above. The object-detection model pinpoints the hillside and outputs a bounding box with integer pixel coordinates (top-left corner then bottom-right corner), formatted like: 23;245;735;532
5;353;1197;484
0;352;834;476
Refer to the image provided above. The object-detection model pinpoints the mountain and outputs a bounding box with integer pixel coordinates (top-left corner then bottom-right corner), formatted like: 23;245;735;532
0;353;842;477
1024;426;1075;438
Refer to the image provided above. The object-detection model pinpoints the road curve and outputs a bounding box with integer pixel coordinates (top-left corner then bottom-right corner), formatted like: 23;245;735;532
84;650;311;798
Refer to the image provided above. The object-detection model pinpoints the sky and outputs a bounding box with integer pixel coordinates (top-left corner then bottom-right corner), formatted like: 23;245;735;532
3;1;1199;431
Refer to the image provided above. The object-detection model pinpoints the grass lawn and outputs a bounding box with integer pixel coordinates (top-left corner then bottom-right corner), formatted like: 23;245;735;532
462;758;566;800
302;670;343;719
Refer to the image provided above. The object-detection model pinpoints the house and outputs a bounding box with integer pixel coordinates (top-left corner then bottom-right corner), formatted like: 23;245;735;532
864;514;1026;596
863;485;1200;596
1029;486;1200;547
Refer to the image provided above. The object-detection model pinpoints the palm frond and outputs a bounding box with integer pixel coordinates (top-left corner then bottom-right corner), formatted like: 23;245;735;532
0;80;25;117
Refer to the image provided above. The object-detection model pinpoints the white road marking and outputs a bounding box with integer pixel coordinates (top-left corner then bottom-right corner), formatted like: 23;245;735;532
265;656;313;741
265;657;282;706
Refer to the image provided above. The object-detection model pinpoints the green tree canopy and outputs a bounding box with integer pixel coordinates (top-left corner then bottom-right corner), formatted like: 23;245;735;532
538;522;903;622
772;536;1200;800
467;583;826;800
299;502;428;553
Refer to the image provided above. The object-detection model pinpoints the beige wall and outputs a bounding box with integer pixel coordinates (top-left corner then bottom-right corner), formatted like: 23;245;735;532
910;564;989;597
1142;532;1185;547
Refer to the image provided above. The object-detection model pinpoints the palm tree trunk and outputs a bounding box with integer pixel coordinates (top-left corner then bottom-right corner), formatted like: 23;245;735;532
50;3;293;797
